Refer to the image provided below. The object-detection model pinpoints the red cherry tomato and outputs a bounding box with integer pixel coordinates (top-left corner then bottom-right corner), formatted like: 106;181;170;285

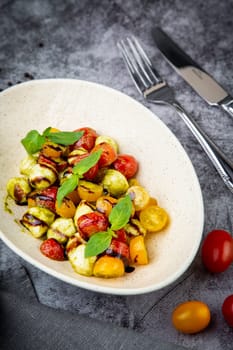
69;153;99;180
40;238;65;261
113;154;138;179
77;212;109;240
222;294;233;327
70;127;98;151
38;153;57;172
28;186;58;212
92;142;117;168
201;230;233;273
106;238;130;262
115;228;128;243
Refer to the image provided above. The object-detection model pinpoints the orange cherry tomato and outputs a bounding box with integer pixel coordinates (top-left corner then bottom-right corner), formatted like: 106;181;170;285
147;197;158;207
70;127;98;151
92;142;117;168
129;235;148;265
172;301;211;334
42;141;66;159
66;190;80;205
93;255;125;278
96;196;118;217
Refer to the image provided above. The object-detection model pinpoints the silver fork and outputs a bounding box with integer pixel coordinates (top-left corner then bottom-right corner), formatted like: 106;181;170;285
118;36;233;194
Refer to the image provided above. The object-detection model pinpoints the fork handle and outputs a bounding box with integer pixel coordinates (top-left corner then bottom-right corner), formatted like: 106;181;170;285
171;101;233;193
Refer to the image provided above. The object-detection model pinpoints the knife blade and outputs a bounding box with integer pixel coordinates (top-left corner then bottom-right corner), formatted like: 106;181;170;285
152;27;233;119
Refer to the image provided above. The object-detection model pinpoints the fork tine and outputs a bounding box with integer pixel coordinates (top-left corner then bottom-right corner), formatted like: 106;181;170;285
126;37;154;86
131;36;162;84
117;39;148;94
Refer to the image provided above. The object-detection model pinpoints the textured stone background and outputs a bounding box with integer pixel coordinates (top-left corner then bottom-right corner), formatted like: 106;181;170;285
0;1;233;349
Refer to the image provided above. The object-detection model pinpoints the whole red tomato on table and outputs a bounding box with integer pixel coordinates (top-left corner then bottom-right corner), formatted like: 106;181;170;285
201;229;233;273
222;295;233;327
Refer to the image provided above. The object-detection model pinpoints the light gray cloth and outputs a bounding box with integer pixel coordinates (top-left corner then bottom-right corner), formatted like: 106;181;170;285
0;262;190;350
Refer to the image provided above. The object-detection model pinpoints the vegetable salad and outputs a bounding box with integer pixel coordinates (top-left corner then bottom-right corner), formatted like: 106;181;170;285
6;126;168;278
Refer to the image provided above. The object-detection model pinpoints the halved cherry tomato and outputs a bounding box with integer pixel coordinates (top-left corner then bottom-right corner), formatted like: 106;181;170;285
41;141;66;159
172;300;211;334
201;229;233;273
55;197;76;218
66;189;80;205
115;228;127;243
77;212;109;240
93;255;125;278
129;235;148;265
127;185;150;211
139;205;168;232
222;294;233;327
106;238;130;263
113;154;138;179
77;180;103;202
70;127;98;151
92;142;117;168
146;197;158;207
96;195;118;216
68;152;99;181
40;238;65;261
28;186;58;212
38;154;57;173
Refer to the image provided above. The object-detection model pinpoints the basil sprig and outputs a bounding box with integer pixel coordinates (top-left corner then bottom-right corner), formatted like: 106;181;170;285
56;150;102;206
84;229;114;257
85;194;132;258
21;127;84;154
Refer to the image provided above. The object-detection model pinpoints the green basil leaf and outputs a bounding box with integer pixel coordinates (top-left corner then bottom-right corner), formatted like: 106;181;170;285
42;127;52;136
57;174;79;206
47;130;84;146
73;149;102;176
85;230;113;258
109;194;132;231
21;130;46;154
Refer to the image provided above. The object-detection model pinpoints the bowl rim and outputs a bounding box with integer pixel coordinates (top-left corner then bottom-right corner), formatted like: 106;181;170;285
0;78;204;295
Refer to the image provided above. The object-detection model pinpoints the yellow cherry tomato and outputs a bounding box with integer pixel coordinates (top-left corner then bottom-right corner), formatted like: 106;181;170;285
93;256;125;278
55;197;76;218
129;235;148;265
96;195;118;216
77;180;103;202
128;178;140;187
127;185;150;211
139;205;168;232
172;301;211;334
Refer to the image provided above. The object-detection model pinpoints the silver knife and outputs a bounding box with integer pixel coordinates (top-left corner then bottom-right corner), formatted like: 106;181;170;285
152;27;233;119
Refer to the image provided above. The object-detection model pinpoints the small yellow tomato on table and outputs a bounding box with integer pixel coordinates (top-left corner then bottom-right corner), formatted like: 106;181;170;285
172;300;211;334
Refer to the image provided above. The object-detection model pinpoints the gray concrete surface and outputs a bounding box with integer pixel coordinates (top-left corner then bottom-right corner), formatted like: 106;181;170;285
1;1;233;349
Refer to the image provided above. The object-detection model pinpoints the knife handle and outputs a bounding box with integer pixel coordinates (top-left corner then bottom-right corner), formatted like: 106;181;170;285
220;96;233;119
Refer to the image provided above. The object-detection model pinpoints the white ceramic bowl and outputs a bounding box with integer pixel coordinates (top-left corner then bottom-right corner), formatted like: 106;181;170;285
0;79;204;295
